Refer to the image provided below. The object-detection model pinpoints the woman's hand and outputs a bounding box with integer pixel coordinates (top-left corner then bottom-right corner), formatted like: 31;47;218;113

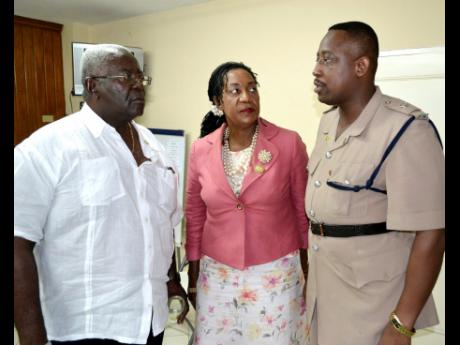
187;260;200;310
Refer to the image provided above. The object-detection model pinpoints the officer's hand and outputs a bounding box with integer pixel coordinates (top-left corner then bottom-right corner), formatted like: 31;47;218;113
377;322;411;345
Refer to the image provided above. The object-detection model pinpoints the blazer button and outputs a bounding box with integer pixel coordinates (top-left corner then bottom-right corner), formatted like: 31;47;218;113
236;203;243;210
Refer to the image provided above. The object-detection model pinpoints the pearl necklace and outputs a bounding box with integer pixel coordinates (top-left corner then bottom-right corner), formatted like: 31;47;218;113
222;125;259;196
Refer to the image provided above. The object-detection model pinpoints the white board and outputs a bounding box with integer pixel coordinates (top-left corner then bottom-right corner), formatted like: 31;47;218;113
149;128;186;246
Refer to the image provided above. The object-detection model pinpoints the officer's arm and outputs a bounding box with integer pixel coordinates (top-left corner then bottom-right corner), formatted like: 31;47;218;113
385;228;445;340
14;237;48;345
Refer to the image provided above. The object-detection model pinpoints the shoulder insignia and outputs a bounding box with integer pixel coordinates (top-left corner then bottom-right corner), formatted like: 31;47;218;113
323;105;337;114
383;97;429;120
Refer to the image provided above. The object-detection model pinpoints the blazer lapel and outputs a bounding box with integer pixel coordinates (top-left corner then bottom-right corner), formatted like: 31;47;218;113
205;125;236;199
240;119;279;195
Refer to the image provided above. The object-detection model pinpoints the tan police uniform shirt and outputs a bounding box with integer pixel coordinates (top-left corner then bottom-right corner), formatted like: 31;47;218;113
305;87;445;345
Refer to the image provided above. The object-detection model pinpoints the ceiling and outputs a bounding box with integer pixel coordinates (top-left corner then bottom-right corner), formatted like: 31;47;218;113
14;0;214;25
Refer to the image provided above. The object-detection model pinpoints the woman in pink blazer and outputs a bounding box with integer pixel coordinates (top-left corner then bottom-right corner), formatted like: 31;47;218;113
185;62;309;345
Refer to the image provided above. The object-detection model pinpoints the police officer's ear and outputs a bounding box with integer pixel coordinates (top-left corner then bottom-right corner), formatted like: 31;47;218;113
355;56;370;77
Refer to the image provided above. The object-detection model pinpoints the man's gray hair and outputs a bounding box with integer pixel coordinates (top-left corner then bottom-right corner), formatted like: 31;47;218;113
80;44;134;99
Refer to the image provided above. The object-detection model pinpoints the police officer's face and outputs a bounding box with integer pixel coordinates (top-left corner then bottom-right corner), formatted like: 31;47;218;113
95;55;145;123
312;30;361;106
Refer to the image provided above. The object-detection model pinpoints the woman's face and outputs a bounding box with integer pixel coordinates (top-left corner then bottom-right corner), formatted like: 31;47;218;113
218;68;260;131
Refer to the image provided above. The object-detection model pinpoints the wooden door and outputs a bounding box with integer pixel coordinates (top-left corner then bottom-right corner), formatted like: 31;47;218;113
376;47;445;345
14;16;66;146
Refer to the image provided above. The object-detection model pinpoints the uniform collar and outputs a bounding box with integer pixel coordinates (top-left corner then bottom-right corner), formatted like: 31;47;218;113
343;86;383;138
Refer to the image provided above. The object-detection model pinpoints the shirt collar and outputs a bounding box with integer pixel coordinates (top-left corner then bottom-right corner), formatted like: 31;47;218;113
78;103;166;163
78;103;113;138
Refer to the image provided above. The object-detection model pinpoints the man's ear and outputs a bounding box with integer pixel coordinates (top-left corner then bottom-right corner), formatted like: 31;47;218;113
355;56;370;77
85;78;97;94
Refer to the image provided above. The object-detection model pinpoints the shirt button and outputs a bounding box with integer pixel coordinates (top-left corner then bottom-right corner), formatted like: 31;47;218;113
312;244;319;251
144;217;149;223
314;180;321;188
236;203;243;210
309;209;315;217
325;151;332;159
344;179;350;185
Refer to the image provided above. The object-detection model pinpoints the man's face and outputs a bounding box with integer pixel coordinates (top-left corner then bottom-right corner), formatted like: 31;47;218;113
312;30;360;106
96;54;146;122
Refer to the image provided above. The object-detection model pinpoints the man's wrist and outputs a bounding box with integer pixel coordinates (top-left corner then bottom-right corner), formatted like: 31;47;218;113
167;271;181;282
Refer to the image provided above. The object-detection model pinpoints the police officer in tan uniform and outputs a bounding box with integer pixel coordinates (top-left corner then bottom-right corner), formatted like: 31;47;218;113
305;21;445;345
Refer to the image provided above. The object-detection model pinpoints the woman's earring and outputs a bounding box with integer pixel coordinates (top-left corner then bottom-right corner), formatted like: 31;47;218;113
211;104;224;117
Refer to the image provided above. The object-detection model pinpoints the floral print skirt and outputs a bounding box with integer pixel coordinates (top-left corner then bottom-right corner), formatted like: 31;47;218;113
194;250;307;345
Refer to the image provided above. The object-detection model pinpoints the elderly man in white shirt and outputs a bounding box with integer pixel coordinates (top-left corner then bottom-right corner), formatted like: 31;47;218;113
14;44;188;345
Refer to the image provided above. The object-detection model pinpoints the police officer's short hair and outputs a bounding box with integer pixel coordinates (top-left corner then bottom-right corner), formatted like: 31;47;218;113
328;21;379;74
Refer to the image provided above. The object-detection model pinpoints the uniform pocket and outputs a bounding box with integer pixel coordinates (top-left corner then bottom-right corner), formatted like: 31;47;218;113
80;157;125;206
158;167;178;212
350;245;410;289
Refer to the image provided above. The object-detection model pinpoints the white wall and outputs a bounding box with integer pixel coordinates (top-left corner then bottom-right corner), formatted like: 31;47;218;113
376;47;445;345
61;0;445;154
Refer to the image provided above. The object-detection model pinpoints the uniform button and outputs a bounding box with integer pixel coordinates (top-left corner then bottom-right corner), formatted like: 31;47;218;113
314;180;321;188
312;244;319;251
144;217;149;223
309;209;315;217
236;203;243;210
325;151;332;159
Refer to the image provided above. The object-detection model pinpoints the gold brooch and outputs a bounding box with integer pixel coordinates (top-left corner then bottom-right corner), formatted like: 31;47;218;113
254;164;265;174
257;150;272;164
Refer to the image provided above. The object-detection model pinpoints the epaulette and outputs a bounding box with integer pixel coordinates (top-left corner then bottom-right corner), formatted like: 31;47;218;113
383;96;429;120
323;105;338;114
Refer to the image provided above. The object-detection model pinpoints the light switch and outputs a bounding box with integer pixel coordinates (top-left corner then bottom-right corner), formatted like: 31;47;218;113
42;115;54;123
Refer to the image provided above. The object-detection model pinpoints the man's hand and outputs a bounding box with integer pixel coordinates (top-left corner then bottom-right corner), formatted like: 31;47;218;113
14;237;48;345
167;279;189;324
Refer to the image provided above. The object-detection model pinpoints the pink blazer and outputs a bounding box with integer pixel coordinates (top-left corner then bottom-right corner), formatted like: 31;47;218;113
185;118;309;269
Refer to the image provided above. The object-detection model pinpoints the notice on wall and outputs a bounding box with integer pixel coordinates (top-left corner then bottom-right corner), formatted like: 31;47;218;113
149;128;186;246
